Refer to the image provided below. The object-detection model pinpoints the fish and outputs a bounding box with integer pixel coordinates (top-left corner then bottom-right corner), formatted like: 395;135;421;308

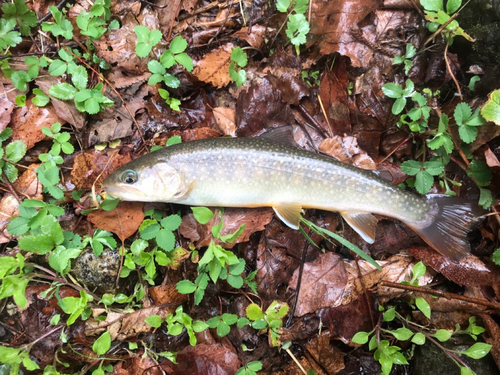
103;128;483;261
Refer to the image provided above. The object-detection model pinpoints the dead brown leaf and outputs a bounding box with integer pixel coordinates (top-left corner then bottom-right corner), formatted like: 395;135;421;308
87;202;144;242
172;343;241;375
233;25;267;49
87;304;176;341
36;77;86;129
0;82;14;131
485;147;500;168
319;136;377;170
309;0;380;67
288;252;348;316
112;356;163;375
193;44;233;88
213;107;236;136
70;149;132;190
149;283;188;305
305;334;345;375
180;207;274;249
11;98;64;149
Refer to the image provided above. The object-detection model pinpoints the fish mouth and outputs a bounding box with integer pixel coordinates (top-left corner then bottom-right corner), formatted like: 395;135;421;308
103;185;147;200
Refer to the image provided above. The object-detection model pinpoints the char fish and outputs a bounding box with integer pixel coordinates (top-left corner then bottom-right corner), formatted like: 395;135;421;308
103;130;482;261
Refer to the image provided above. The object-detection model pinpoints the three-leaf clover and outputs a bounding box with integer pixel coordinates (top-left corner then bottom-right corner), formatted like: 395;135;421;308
401;159;445;194
427;113;454;154
454;102;485;143
382;79;415;115
41;6;74;40
229;47;248;87
134;26;162;58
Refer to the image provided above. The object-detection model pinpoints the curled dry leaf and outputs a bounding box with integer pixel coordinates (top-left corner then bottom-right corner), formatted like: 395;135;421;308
87;202;144;242
11;98;64;149
180;207;274;249
70;149;132;190
149;283;188;305
485;147;500;168
113;357;164;375
233;25;266;49
319;136;377;170
192;44;233;88
305;334;345;375
213;107;236;136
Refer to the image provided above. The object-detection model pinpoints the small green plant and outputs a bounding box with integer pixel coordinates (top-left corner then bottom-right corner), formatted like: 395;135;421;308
0;342;40;373
0;128;27;183
121;212;183;283
0;18;22;51
146;306;209;346
276;0;310;55
0;253;29;308
492;248;500;266
480;89;500;126
207;313;239;337
134;25;162;58
420;0;472;43
235;361;263;375
382;79;416;116
229;47;248;87
58;290;93;325
76;0;112;40
176;207;252;304
353;261;491;375
243;301;289;346
393;43;417;74
41;6;74;40
147;35;194;110
454;102;485;144
2;0;37;36
400;159;445;194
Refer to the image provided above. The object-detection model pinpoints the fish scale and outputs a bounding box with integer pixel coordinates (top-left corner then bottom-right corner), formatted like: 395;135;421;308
104;132;483;261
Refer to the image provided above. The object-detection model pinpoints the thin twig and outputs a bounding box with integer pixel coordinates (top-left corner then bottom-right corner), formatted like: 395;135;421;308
317;94;334;138
2;172;21;203
208;0;235;44
380;280;500;311
380;135;412;163
443;42;463;100
285;347;307;375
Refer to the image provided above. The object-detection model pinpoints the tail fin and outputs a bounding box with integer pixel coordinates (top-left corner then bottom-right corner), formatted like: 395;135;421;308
408;195;484;262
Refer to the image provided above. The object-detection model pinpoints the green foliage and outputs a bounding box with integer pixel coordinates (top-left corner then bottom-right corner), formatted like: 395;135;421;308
121;213;182;283
0;128;27;183
191;206;214;224
401;159;444;194
41;6;74;40
58;290;93;325
32;88;50;107
454;102;485;144
229;47;248;87
244;301;289;346
92;331;111;356
134;26;162;58
481;89;500;125
0;253;28;309
276;0;310;54
392;43;417;74
492;248;500;266
147;35;193;110
207;313;238;337
147;306;208;346
235;361;263;375
420;0;472;43
77;0;112;40
50;81;114;115
382;79;415;115
2;0;37;36
427;114;453;154
0;18;22;51
0;344;40;374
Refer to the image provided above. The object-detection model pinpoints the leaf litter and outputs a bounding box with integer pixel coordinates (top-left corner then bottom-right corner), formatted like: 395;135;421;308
0;0;499;374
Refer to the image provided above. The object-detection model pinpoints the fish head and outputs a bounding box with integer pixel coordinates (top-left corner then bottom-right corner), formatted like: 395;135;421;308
103;159;184;202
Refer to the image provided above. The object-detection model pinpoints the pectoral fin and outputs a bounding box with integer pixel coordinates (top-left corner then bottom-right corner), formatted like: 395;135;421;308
273;203;303;230
341;212;378;243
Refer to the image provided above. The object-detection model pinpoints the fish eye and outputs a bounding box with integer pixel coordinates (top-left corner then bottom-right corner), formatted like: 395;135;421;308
121;170;138;184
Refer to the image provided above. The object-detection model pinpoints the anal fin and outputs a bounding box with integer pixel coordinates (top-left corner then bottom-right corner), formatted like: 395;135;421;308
273;203;303;230
341;212;379;244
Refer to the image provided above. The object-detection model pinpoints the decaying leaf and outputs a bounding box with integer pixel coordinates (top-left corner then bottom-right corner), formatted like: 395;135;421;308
233;25;266;49
192;44;233;88
0;82;15;131
213;107;236;136
87;202;144;242
319;136;377;170
172;343;241;375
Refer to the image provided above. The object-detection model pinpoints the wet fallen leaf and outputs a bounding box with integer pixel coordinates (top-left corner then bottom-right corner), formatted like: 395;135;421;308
11;97;64;149
319;136;377;170
233;25;266;49
0;82;14;131
112;356;163;375
213;107;236;136
172;343;241;375
485;147;500;168
192;44;233;88
87;202;144;242
305;334;345;374
149;283;188;305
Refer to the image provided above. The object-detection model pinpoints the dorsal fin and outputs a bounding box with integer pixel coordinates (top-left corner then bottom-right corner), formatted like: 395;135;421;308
259;126;297;146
